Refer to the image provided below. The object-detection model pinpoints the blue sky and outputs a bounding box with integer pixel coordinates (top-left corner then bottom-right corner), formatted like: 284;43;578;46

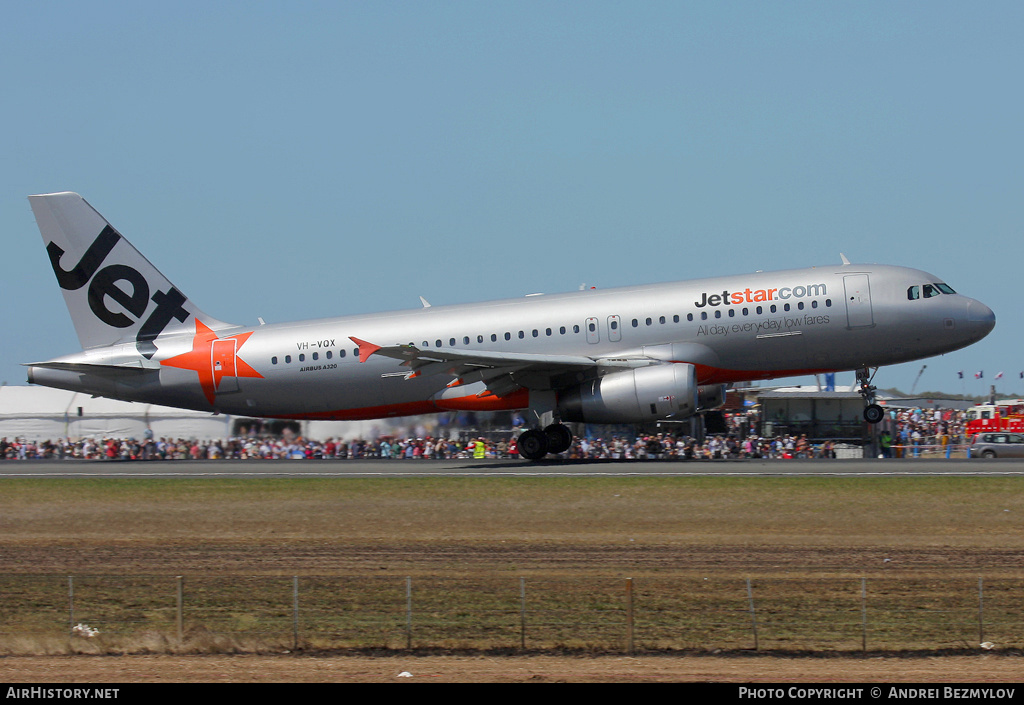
2;1;1021;397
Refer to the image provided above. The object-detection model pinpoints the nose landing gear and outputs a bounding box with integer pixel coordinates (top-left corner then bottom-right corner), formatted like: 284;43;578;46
857;367;885;423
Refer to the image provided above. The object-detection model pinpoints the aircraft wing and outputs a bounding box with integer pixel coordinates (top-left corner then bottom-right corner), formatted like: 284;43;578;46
350;337;643;397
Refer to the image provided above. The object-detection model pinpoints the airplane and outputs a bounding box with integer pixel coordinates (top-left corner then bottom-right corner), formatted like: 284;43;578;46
25;192;995;460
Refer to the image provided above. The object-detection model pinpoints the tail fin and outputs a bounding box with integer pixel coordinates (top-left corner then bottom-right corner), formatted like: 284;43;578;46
29;192;231;358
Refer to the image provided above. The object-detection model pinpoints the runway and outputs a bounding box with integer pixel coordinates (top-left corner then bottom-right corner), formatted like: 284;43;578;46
3;457;1024;478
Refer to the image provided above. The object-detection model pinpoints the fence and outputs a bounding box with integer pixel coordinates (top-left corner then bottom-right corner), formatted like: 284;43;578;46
1;575;1021;654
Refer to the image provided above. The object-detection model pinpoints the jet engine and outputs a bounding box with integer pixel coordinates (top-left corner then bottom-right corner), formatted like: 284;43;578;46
558;363;698;424
697;384;726;410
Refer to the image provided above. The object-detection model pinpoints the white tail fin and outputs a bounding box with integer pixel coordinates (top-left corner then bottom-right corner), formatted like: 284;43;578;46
29;192;231;358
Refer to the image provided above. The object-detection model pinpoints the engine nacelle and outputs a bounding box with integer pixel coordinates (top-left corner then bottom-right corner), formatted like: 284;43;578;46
559;363;698;424
697;384;726;410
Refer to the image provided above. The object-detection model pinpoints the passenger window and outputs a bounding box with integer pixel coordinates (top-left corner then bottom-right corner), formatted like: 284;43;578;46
272;356;278;365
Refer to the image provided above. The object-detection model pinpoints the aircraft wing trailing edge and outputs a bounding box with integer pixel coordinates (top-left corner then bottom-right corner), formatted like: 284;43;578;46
350;336;649;397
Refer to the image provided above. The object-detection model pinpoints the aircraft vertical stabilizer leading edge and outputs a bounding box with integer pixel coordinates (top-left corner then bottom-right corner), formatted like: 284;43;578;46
24;192;996;459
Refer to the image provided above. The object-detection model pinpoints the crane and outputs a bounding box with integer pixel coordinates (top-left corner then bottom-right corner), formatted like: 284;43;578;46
910;365;927;395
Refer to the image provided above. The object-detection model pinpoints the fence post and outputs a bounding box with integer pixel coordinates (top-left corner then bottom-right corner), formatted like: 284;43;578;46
978;577;984;647
746;578;759;651
625;578;634;655
293;576;299;651
861;577;868;652
67;576;74;637
176;576;184;643
405;577;412;650
519;577;526;652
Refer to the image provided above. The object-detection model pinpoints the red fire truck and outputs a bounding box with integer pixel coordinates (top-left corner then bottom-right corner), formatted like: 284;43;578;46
964;399;1024;435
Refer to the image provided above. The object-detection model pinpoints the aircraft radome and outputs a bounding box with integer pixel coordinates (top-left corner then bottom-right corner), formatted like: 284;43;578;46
26;192;995;459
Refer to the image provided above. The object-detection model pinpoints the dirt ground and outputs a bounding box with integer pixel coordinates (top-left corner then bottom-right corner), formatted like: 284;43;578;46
0;542;1021;576
3;653;1024;683
3;474;1024;682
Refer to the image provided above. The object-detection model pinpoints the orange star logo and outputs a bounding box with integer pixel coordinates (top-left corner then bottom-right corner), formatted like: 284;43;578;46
160;320;263;405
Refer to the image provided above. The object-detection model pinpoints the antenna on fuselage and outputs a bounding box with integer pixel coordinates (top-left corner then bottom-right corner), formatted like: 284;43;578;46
840;253;851;265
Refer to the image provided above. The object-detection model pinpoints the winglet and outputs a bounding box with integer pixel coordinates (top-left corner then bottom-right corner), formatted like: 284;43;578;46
349;337;382;363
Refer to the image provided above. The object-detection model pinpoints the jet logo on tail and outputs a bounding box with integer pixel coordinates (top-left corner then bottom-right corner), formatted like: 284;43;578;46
46;224;191;358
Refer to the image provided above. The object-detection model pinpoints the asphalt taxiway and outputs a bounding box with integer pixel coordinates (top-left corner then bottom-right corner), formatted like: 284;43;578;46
2;458;1024;478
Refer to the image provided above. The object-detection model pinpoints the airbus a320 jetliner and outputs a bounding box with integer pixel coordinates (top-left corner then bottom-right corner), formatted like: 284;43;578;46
26;192;995;459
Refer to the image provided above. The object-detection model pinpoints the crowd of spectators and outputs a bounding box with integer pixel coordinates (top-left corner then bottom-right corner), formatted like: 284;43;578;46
0;431;840;460
0;405;976;461
878;406;970;458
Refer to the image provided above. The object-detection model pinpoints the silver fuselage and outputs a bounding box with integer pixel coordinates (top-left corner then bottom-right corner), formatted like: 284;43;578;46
29;262;995;420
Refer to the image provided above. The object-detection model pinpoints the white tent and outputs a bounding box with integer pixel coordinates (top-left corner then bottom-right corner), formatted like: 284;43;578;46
0;385;445;442
0;385;229;441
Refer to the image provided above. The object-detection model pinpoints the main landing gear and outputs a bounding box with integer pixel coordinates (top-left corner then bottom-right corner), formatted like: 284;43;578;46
857;367;885;424
517;423;573;461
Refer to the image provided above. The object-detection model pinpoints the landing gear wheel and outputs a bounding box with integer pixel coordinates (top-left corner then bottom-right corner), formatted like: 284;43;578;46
864;404;885;424
517;429;549;461
543;424;573;455
856;367;884;424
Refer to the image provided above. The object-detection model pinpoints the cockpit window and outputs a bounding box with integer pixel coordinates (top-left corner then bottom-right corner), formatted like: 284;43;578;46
935;283;956;294
907;286;920;300
923;284;940;298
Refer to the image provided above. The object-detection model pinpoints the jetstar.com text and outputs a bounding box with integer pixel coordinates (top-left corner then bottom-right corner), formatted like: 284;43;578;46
695;283;827;308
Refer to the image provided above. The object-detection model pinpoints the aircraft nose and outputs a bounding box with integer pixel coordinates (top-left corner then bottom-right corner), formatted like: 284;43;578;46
966;298;995;338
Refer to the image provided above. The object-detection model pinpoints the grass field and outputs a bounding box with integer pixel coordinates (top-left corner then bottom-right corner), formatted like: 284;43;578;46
1;475;1023;656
